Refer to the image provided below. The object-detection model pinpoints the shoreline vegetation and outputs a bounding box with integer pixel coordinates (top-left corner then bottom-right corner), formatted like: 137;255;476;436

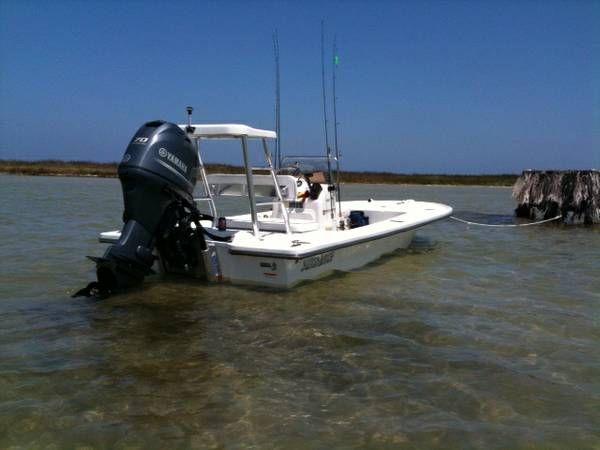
0;159;518;186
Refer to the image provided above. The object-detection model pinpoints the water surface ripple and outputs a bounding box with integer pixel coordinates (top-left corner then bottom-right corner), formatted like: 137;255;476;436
1;175;599;449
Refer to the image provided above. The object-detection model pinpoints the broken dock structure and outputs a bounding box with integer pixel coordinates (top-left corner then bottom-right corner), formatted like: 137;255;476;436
512;170;600;225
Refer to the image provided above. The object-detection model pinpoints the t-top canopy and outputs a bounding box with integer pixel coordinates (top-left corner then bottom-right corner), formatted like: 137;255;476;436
178;124;276;139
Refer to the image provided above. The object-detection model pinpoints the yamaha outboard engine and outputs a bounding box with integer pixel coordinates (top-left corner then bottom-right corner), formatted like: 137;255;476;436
75;120;203;297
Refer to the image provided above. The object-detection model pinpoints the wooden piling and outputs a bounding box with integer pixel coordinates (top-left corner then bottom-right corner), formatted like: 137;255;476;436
512;170;600;225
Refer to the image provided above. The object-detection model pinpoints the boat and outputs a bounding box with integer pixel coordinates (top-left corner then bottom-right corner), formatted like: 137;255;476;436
76;117;452;296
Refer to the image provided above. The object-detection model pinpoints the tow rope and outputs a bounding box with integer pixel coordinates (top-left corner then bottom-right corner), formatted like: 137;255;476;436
450;214;562;228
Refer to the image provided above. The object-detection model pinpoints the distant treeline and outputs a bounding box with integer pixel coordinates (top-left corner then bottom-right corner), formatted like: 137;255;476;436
0;159;518;186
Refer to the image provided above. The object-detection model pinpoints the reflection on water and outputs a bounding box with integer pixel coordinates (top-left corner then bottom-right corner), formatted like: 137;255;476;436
1;175;599;449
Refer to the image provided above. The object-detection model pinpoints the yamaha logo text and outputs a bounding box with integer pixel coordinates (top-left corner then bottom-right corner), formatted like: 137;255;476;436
158;147;188;173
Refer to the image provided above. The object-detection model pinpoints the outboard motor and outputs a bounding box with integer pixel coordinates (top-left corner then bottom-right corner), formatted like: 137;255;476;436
75;120;203;297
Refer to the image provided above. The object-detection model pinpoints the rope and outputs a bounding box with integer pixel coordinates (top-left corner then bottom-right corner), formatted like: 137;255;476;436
449;214;562;228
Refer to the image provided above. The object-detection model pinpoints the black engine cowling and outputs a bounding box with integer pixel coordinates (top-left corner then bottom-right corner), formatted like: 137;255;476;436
75;120;203;297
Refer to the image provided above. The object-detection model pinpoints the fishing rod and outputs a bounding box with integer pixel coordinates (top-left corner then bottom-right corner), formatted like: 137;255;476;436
272;29;281;169
321;20;335;221
332;34;342;218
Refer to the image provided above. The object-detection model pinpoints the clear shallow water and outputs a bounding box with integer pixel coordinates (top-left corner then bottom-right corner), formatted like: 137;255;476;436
0;174;599;449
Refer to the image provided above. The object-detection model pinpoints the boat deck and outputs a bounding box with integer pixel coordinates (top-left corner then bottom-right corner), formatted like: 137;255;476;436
100;200;451;259
221;200;452;259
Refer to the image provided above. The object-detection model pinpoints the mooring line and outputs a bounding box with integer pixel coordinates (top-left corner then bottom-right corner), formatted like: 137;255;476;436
450;215;562;228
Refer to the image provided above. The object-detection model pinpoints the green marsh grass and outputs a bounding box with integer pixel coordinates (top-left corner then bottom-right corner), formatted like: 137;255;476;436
0;160;517;186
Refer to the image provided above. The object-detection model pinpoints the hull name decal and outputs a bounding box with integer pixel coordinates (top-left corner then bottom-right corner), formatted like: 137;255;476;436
300;251;334;271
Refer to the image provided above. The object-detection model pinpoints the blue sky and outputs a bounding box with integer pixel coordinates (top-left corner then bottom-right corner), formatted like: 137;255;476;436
0;0;598;173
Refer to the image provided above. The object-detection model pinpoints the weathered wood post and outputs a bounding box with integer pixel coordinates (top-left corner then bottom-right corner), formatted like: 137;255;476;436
512;170;600;225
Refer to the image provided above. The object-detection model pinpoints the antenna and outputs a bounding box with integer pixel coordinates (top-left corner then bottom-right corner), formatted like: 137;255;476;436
332;35;342;218
273;30;281;169
321;20;335;221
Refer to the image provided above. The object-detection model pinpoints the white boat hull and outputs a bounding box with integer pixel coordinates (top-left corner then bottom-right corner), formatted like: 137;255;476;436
99;199;451;289
214;228;416;288
204;199;451;288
